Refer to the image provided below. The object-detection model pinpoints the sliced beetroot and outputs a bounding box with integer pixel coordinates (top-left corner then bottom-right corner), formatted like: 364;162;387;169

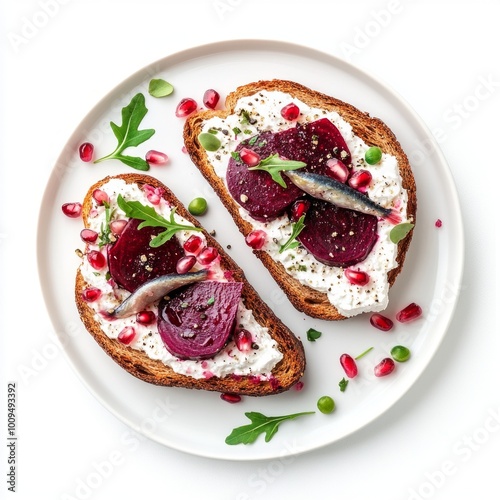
107;218;183;292
157;281;243;359
226;118;351;220
295;198;378;267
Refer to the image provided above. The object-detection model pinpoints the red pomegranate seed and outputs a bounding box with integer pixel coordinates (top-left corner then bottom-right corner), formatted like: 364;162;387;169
344;268;370;286
176;255;196;274
239;147;261;167
61;202;82;218
370;313;394;331
80;228;99;243
340;353;358;378
294;381;304;391
396;302;422;323
79;142;94;162
374;358;395;377
175;97;197;117
234;329;253;352
348;169;372;191
203;89;220;109
136;310;156;325
435;219;443;228
280;102;300;121
92;189;110;206
145;150;169;166
183;235;204;255
197;247;219;266
220;393;241;404
245;230;267;250
81;287;101;302
110;219;127;236
290;199;310;221
118;326;136;345
87;250;107;270
326;158;349;183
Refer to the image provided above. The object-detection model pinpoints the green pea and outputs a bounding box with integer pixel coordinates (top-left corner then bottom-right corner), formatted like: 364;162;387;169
188;197;208;216
390;345;411;362
198;132;221;152
317;396;335;414
365;146;382;165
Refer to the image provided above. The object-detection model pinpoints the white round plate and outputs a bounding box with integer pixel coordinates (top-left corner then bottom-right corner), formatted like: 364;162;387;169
37;40;464;460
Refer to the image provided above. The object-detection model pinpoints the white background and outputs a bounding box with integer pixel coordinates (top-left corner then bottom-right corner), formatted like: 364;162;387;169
1;1;499;499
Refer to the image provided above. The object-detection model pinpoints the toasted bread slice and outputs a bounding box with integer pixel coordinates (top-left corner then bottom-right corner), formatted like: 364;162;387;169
183;80;417;320
75;173;305;396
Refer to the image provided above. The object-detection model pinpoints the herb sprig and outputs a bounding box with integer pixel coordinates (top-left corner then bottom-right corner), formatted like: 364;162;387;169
117;195;201;247
225;411;315;445
249;154;306;188
94;93;155;171
279;215;306;253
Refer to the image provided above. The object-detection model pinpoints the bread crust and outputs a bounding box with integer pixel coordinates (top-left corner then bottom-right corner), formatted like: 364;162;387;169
75;173;305;395
183;80;417;320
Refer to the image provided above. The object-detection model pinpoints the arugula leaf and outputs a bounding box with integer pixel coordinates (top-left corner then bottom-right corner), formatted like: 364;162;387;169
279;215;306;253
249;154;306;188
339;378;349;392
94;93;155;171
225;411;315;445
306;328;322;342
117;195;201;247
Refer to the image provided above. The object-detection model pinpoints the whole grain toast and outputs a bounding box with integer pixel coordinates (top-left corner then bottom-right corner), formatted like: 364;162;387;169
75;173;305;396
183;80;417;320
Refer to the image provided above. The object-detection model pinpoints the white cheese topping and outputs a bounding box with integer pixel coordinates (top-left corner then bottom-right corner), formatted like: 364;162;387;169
201;90;408;317
79;178;282;379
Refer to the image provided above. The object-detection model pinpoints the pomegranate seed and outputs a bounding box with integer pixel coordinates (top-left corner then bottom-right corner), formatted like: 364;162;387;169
79;142;94;162
145;150;169;166
203;89;220;109
344;268;370;286
87;250;107;270
348;169;372;191
118;326;136;345
370;313;394;332
280;102;300;121
197;247;219;266
435;219;443;228
92;189;110;206
340;353;358;378
294;381;304;391
80;228;98;243
326;158;349;183
61;202;82;218
290;199;310;221
81;287;101;302
245;230;267;250
396;302;422;323
374;358;396;377
234;329;253;352
220;393;241;404
176;255;196;274
239;147;261;167
136;310;156;325
175;97;197;118
110;219;127;235
183;234;204;255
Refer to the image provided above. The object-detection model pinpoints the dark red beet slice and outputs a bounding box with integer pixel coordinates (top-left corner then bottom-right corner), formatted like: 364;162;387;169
108;218;183;292
226;119;351;220
157;281;243;359
296;198;378;267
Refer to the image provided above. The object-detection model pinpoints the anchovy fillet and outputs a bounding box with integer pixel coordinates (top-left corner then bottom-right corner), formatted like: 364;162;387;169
110;270;208;319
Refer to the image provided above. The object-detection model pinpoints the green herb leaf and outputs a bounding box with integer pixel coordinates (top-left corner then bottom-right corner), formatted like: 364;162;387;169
390;222;415;244
306;328;322;342
249;154;306;188
94;93;155;170
279;215;306;253
98;202;113;247
225;411;315;445
148;78;174;98
116;195;201;247
355;347;374;360
198;132;221;152
339;378;349;392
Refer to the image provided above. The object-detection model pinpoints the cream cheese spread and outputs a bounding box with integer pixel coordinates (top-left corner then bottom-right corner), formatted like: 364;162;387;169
79;178;282;379
201;90;408;317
